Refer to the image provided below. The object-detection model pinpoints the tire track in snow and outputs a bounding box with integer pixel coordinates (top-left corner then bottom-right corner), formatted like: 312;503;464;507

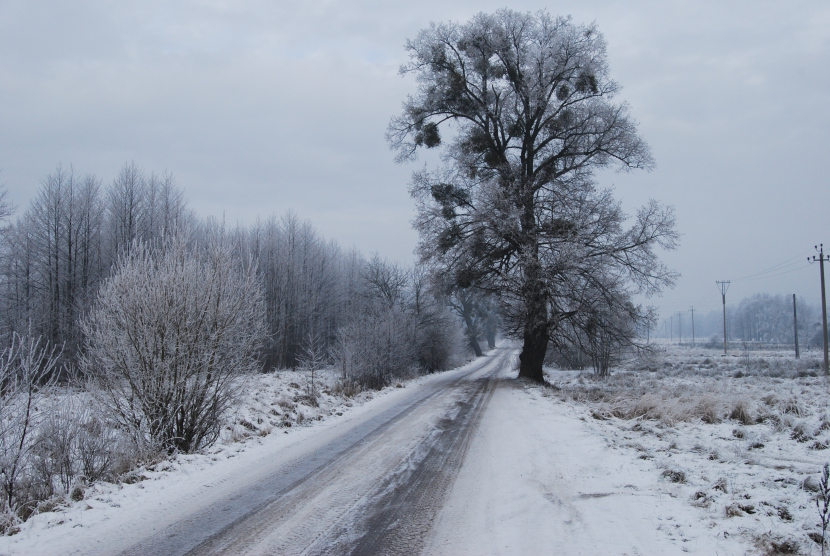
335;370;499;556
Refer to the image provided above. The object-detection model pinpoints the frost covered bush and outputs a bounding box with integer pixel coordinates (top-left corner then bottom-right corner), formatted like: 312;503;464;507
83;236;266;454
333;309;417;390
0;334;137;528
0;335;59;518
330;255;465;390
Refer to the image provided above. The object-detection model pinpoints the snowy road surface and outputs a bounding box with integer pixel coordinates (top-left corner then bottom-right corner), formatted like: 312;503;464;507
3;347;752;555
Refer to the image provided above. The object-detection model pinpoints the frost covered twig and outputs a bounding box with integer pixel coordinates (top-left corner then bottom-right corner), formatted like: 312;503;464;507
817;462;830;556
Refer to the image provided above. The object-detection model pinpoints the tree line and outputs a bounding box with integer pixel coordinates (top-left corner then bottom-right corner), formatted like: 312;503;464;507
667;294;826;349
0;162;484;379
0;161;492;523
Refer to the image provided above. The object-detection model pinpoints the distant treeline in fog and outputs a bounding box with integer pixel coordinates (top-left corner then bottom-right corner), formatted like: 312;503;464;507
660;294;825;348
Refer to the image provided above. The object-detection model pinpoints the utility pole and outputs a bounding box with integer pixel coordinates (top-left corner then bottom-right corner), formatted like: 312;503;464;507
690;306;695;347
670;315;673;342
678;311;682;346
810;245;829;375
716;281;730;355
792;294;799;359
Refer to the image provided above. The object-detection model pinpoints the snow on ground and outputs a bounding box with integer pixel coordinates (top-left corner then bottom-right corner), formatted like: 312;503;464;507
428;364;749;555
5;343;829;555
0;367;420;555
543;343;830;555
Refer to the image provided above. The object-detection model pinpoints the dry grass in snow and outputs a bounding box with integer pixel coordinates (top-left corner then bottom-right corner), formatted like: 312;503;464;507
545;343;830;555
220;368;379;442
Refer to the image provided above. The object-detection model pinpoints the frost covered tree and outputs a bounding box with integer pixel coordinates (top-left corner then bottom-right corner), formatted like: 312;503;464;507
389;10;677;381
82;236;266;453
0;163;192;364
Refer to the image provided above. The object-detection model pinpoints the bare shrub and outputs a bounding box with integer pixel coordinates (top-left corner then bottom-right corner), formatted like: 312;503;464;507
331;379;361;398
30;394;130;503
297;331;326;407
725;503;743;517
83;236;266;454
781;398;803;417
0;334;60;519
791;422;812;443
712;477;728;493
334;309;417;390
695;395;722;424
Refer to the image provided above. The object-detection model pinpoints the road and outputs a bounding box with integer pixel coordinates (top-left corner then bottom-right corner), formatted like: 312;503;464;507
120;348;513;556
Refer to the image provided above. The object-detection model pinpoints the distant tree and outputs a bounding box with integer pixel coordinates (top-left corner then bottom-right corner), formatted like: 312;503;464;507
248;213;342;369
442;283;486;356
1;166;103;360
389;10;677;381
297;329;327;406
83;236;266;454
0;179;14;224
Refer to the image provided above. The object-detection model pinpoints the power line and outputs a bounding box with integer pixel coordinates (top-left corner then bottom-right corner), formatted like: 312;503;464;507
734;250;814;281
737;263;811;282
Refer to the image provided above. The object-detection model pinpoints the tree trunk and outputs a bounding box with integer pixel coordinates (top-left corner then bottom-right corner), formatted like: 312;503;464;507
518;241;548;382
461;296;483;357
485;310;497;349
469;334;483;357
519;322;547;381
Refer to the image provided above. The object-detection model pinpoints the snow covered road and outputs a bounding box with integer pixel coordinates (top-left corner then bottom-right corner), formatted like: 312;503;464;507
2;347;756;555
162;349;506;556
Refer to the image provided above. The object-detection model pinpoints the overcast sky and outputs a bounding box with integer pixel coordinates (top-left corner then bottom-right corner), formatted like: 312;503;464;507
1;1;829;324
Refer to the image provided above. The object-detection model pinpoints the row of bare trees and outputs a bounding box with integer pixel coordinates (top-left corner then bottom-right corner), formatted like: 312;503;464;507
0;163;192;363
0;163;470;377
683;293;823;348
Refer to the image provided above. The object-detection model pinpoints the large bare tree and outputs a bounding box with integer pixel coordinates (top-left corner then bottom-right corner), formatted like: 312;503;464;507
388;10;678;381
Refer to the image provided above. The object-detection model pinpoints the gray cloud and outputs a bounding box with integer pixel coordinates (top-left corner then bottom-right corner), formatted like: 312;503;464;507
1;0;828;318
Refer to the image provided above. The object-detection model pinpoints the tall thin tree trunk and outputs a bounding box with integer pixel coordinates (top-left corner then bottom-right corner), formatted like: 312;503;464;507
461;298;483;357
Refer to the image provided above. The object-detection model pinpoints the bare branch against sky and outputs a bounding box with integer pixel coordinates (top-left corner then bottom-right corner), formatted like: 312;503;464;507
1;1;828;317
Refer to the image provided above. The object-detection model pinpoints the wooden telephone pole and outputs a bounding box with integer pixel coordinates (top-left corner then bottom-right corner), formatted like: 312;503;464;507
689;306;695;347
810;245;829;375
716;281;730;354
793;294;799;359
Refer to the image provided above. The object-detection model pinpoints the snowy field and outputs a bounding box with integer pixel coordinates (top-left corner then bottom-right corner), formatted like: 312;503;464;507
545;342;830;555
